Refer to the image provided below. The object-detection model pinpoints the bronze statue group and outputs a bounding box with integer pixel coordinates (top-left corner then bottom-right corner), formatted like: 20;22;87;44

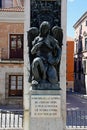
27;21;63;90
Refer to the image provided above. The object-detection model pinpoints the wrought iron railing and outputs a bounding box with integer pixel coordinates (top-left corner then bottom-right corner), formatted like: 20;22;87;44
67;110;87;128
0;110;23;128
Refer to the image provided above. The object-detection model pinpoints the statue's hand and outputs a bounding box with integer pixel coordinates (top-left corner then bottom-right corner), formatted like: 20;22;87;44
37;42;43;48
31;42;43;54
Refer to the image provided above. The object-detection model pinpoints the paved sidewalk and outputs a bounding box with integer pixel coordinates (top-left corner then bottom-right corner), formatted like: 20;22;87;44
67;92;87;111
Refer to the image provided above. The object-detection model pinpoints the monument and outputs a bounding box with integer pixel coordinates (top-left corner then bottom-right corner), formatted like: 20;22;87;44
24;0;67;130
27;21;63;90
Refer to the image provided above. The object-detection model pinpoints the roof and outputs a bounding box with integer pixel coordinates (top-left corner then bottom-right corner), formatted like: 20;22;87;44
0;6;24;12
73;11;87;28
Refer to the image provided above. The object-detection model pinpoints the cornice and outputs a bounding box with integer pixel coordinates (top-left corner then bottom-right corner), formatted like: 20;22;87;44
73;11;87;29
0;11;24;23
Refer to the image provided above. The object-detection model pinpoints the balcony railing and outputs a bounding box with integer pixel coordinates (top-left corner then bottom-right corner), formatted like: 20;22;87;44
0;110;23;128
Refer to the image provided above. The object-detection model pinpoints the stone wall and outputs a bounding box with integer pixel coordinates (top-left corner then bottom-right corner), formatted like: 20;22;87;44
0;20;24;105
0;22;24;50
0;63;23;104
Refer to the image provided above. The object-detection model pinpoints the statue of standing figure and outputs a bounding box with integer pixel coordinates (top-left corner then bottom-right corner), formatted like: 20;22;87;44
27;21;63;90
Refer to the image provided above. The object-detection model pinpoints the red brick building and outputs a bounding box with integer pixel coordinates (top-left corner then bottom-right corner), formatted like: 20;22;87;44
66;37;74;92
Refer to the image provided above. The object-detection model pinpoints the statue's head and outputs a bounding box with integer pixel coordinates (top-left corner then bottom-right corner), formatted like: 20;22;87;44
39;21;50;37
27;27;38;40
52;26;62;38
52;26;63;47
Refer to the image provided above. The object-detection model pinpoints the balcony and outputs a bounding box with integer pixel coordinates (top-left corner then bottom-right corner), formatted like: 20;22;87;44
0;48;24;63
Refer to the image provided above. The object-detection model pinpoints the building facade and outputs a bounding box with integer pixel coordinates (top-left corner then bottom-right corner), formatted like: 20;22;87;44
0;0;24;8
0;2;24;105
74;12;87;94
66;37;74;92
0;0;67;106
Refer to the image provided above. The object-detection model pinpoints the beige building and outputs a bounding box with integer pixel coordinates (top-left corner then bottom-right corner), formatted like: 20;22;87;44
0;3;24;105
73;11;87;94
0;0;67;107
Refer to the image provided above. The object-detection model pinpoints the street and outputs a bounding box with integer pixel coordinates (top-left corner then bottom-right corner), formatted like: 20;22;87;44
66;93;87;127
67;93;87;111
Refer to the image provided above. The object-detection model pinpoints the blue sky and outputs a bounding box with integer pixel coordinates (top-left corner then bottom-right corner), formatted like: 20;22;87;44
67;0;87;37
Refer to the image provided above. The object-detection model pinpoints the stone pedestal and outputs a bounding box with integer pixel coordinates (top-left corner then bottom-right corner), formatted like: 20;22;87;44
29;88;63;130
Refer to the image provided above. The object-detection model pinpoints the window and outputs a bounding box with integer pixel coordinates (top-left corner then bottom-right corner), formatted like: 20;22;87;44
4;0;13;7
77;60;82;80
78;59;83;73
21;0;24;6
83;60;86;73
9;75;23;96
0;0;2;8
74;59;77;79
86;21;87;26
15;0;24;6
1;0;24;8
2;0;13;8
10;34;23;59
80;25;82;34
85;38;87;50
76;42;78;53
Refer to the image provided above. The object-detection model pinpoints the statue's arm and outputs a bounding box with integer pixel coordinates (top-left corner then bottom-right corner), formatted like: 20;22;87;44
54;41;62;64
55;47;62;64
31;43;38;54
48;40;62;65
